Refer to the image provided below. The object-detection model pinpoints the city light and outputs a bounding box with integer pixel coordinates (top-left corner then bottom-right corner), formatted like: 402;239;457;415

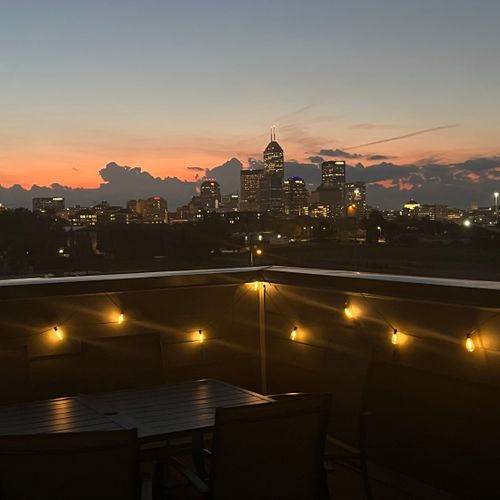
290;326;297;341
255;248;263;256
465;333;475;352
117;312;125;324
198;329;204;343
463;219;471;227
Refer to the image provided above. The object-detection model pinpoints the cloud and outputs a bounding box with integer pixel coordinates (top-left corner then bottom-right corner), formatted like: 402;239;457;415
187;166;206;172
308;156;324;164
318;149;363;159
345;125;459;150
1;156;499;211
201;157;243;193
365;154;395;161
248;158;264;169
0;162;197;209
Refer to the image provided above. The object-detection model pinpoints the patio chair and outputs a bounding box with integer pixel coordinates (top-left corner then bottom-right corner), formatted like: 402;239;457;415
170;392;332;499
327;361;500;499
358;361;500;499
0;429;150;500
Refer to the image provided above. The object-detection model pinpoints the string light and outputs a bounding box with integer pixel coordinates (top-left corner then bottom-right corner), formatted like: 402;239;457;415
391;328;398;345
290;326;297;341
465;333;475;352
117;312;125;324
344;301;355;320
198;329;204;343
53;326;64;341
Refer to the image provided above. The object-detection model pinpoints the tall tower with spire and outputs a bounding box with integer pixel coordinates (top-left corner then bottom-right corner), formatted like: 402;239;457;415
262;126;285;214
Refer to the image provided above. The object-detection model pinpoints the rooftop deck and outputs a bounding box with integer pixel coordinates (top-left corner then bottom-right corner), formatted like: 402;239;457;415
0;266;499;499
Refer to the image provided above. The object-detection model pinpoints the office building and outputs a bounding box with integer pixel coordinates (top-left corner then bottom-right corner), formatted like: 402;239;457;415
221;193;239;212
200;180;221;211
283;176;309;217
345;182;367;218
262;127;285;214
240;169;265;212
310;161;346;218
128;197;168;223
321;161;346;189
32;197;65;213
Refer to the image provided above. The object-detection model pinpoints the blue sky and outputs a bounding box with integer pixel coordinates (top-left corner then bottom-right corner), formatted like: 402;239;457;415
1;0;499;187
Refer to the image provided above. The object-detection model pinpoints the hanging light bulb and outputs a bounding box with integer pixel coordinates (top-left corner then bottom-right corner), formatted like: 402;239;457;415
290;326;297;341
465;333;475;352
344;301;355;320
53;326;64;341
198;329;204;343
117;312;125;324
391;328;398;345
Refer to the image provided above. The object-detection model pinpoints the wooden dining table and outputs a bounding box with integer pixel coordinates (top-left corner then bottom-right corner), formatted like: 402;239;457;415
0;379;273;442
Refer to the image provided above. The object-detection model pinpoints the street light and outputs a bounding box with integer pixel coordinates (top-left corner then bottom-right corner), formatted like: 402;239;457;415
250;246;263;266
494;192;499;222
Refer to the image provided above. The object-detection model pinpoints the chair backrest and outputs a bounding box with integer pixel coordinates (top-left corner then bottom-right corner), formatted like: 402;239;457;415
0;429;140;500
210;393;332;500
361;361;500;498
83;333;164;393
0;347;29;405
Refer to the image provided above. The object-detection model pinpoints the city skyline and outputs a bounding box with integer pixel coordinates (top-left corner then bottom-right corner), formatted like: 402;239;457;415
1;0;500;191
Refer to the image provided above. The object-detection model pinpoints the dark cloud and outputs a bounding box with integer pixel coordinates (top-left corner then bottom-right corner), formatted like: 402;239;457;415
366;154;395;161
202;157;242;193
347;157;500;208
1;157;498;211
318;149;363;159
0;162;197;209
308;156;324;164
284;162;321;186
187;166;206;172
248;158;264;169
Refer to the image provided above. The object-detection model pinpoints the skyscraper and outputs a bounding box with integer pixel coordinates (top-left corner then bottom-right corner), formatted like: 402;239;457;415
310;160;346;218
345;182;366;218
240;169;264;212
200;179;221;211
262;127;285;214
283;176;309;217
321;160;345;189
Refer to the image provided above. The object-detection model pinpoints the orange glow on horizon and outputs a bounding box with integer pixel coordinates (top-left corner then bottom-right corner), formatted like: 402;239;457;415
0;135;491;190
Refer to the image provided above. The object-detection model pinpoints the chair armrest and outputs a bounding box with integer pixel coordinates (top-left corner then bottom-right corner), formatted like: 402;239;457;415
168;456;209;494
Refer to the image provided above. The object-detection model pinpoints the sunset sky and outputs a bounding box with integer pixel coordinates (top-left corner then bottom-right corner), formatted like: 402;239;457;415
1;0;499;188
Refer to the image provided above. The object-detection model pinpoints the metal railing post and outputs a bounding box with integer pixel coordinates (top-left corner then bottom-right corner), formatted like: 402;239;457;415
258;282;267;394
